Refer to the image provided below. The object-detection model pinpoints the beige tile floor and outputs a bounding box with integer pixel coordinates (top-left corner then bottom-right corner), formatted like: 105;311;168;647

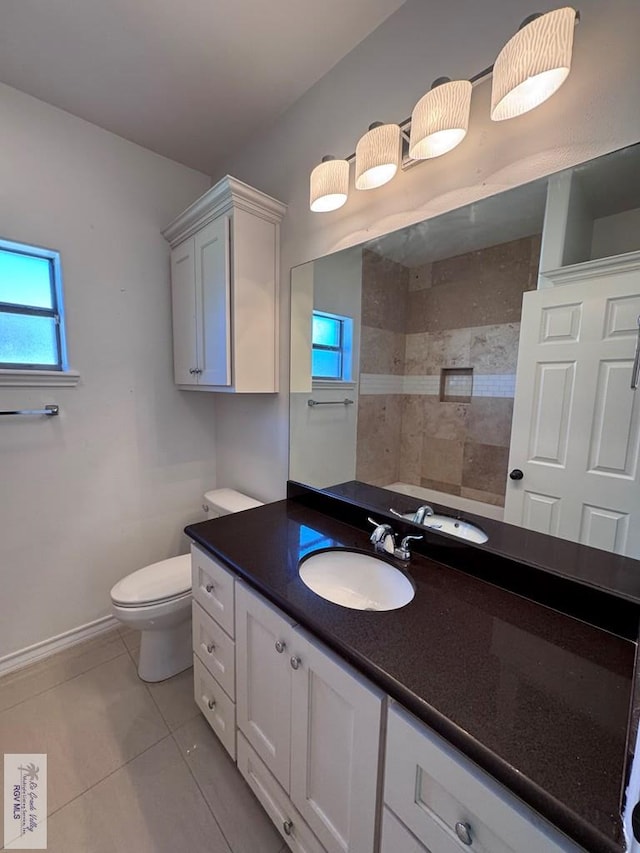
0;627;286;853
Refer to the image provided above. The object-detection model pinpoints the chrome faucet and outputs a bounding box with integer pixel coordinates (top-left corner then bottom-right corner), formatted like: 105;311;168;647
413;504;434;524
367;517;423;562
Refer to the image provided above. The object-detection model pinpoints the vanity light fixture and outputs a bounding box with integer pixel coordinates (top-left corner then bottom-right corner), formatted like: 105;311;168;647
309;6;579;212
409;78;473;160
355;122;402;190
310;156;350;212
491;7;577;121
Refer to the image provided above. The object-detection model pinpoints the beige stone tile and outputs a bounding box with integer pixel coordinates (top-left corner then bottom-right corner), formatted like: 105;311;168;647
404;332;430;375
423;398;469;441
409;262;433;291
398;396;424;484
147;666;199;732
469;323;521;374
360;326;405;375
361;249;409;332
462;442;510;496
0;654;168;814
460;487;505;508
356;395;401;485
425;329;471;373
420;479;462;497
0;630;126;714
467;397;514;447
174;715;282;853
421;437;464;486
46;736;231;853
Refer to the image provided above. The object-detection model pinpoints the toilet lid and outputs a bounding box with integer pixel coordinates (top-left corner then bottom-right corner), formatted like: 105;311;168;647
110;554;192;606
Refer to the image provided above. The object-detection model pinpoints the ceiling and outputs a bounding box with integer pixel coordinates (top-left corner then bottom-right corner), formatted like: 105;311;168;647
0;0;406;175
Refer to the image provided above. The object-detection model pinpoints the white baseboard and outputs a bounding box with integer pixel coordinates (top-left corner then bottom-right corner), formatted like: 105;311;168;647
0;615;119;678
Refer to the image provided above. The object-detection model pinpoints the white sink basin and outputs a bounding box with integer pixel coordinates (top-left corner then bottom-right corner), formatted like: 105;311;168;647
298;550;415;612
400;513;488;544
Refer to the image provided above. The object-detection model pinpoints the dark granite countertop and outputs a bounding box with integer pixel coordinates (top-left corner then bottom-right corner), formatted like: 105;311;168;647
186;495;637;853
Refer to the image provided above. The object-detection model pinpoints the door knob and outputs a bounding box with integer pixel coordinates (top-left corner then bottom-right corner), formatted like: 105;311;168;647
509;469;524;481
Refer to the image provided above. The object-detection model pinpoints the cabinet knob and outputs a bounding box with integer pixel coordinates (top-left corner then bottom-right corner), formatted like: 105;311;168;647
275;640;286;654
195;368;202;375
203;696;216;710
283;819;293;836
290;656;301;670
455;821;473;845
189;368;197;375
205;582;215;593
509;468;524;481
206;642;215;654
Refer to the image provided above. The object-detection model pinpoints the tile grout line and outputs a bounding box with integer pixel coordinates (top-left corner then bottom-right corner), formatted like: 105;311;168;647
0;646;130;716
44;731;174;821
169;725;236;853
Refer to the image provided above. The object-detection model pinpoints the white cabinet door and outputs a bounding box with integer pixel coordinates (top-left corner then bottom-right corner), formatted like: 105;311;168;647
235;582;294;791
170;237;197;385
290;628;382;853
194;215;231;387
381;807;431;853
505;264;640;557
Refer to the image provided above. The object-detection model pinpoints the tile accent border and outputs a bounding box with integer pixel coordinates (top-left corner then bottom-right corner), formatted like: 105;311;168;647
360;373;516;398
0;615;119;678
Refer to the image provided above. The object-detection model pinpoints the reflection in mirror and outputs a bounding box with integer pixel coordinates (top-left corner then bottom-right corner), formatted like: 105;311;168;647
290;143;640;558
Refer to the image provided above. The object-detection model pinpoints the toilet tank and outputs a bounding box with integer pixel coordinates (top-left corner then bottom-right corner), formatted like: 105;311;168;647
203;488;263;517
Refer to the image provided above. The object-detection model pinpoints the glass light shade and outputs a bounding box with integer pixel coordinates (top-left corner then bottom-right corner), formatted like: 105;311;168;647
409;79;472;160
491;7;576;122
310;158;350;212
355;124;401;190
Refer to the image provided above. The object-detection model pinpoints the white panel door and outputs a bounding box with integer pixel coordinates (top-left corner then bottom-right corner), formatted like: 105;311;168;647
235;582;294;791
290;628;382;853
170;237;197;384
505;265;640;557
194;215;231;386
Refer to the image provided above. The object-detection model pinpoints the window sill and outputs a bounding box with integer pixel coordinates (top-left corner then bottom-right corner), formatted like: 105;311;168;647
312;380;357;391
0;369;81;387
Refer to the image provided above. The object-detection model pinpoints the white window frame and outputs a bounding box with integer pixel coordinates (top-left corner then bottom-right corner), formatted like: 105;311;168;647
311;309;355;388
0;237;79;387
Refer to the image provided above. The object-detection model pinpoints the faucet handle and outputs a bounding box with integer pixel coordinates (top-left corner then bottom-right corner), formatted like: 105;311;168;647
389;508;406;519
394;534;423;561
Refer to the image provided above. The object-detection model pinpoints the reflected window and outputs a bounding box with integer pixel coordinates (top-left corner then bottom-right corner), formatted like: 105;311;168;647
0;238;67;371
312;310;353;381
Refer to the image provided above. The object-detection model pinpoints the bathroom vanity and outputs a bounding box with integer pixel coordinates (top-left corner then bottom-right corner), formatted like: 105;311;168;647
185;484;638;853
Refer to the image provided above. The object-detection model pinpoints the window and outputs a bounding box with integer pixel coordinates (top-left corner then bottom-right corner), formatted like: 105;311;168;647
0;238;68;372
311;310;354;382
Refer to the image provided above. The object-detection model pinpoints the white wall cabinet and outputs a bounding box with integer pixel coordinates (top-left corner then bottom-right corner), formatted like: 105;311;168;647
235;581;383;853
163;176;286;392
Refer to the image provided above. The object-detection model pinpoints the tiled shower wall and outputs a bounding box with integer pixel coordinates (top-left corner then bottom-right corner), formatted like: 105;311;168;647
356;235;541;506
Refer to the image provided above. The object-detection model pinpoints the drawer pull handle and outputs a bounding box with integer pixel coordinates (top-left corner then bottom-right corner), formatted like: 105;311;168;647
205;696;216;710
205;582;215;593
290;656;301;671
206;642;215;654
275;640;286;654
455;822;473;845
283;819;293;836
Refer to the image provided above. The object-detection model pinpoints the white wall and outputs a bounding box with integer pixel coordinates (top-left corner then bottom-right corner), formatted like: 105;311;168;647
0;83;214;661
592;207;640;259
211;0;640;501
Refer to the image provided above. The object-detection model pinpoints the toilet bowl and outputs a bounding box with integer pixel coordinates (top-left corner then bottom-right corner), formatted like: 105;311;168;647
110;488;263;682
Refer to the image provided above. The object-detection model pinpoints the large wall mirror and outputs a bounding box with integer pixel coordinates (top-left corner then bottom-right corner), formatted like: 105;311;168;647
290;142;640;559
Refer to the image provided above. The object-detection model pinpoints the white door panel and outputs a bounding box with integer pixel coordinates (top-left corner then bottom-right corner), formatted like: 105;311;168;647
505;266;640;557
170;238;196;384
194;215;231;386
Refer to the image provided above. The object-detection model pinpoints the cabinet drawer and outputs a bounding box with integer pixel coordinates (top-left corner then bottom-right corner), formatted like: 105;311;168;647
192;601;235;700
237;732;325;853
193;655;236;760
381;807;430;853
191;545;235;637
385;705;581;853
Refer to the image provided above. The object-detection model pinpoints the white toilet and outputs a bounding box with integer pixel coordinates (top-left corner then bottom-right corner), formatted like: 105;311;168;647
110;488;263;682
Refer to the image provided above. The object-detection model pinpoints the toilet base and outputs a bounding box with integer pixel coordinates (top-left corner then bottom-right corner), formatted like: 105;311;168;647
138;619;192;682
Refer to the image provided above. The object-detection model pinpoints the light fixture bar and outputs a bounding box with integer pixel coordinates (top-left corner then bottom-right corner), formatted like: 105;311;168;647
331;9;579;172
